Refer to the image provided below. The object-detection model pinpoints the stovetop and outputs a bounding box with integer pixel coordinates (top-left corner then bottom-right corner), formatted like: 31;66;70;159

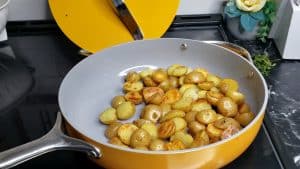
0;14;297;169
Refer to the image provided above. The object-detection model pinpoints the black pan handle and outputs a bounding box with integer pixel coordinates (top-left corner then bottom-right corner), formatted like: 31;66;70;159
0;112;101;169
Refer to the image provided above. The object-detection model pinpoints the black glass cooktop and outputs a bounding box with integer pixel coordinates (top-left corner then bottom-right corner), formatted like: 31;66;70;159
0;15;283;169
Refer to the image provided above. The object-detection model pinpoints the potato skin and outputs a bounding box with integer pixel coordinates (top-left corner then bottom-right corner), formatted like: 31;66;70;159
105;122;122;139
99;107;117;125
130;129;151;148
117;124;138;145
111;95;126;109
217;97;238;117
149;139;166;151
116;101;136;120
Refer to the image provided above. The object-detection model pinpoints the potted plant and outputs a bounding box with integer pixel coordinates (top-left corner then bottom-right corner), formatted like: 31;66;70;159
224;0;276;42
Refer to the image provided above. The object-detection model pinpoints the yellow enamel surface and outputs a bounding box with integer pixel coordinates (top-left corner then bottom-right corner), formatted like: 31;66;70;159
66;112;265;169
48;0;179;53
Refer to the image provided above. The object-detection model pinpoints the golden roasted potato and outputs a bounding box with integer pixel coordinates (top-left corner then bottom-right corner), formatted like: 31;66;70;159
167;64;182;75
172;97;193;112
117;123;138;145
139;68;154;78
162;89;181;104
133;119;152;128
125;71;141;83
152;68;168;83
226;90;245;105
130;129;151;148
206;91;224;106
123;81;144;92
196;109;218;124
217;97;238;117
134;146;149;150
143;87;164;104
213;117;241;130
184;71;206;84
194;68;208;79
172;117;187;132
206;74;221;86
158;120;176;139
160;109;185;122
191;99;212;112
198;90;207;99
168;76;179;89
109;137;128;148
191;130;210;147
165;140;185;150
124;91;143;105
218;78;239;94
221;125;240;140
178;76;185;86
170;131;194;147
141;123;158;139
159;80;171;92
149;139;166;151
182;87;199;101
99;107;117;125
239;103;251;114
179;84;197;94
105;122;122;139
198;81;214;91
143;76;158;87
206;123;223;140
235;112;255;127
111;95;126;109
216;114;225;120
188;121;206;135
141;104;162;123
116;101;136;120
160;103;171;117
185;111;198;123
170;66;188;77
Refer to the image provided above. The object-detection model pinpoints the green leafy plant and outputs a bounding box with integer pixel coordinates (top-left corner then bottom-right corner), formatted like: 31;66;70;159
253;53;276;77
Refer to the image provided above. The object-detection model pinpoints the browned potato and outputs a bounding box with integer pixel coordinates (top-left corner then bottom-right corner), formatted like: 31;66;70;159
152;68;168;83
159;80;171;92
198;90;207;99
167;64;182;75
160;103;171;117
206;74;221;86
213;117;241;130
226;90;245;105
130;129;151;148
109;137;128;148
125;71;141;82
191;130;209;147
235;112;255;127
196;109;217;124
178;76;185;86
170;131;194;147
149;139;166;151
162;89;181;104
105;122;122;139
198;81;214;91
210;87;220;92
217;97;238;117
188;121;206;135
206;123;223;140
194;68;208;79
184;71;206;84
139;68;154;78
165;140;185;150
239;103;251;114
141;104;162;123
123;81;144;92
158;120;176;139
143;87;164;104
143;76;158;87
117;123;138;145
133;119;152;128
179;84;197;94
160;109;185;122
221;125;240;140
134;146;149;150
111;95;126;109
172;97;193;112
116;101;136;120
169;65;188;77
168;76;179;89
99;107;117;125
185;111;198;123
182;87;199;101
124;91;143;105
206;91;224;106
216;114;225;120
191;99;212;112
218;78;239;94
141;123;158;139
172;117;187;131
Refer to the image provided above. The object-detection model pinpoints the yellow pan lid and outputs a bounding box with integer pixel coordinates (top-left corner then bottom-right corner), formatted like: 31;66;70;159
49;0;180;53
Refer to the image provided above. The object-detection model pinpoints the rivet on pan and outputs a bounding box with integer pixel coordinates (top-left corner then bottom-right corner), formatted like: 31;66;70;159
247;71;254;79
78;49;92;57
180;43;188;50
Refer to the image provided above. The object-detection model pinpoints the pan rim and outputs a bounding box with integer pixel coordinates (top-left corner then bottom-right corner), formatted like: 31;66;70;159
59;38;269;155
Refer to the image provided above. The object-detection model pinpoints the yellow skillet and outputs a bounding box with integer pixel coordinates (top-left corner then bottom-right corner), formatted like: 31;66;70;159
48;0;180;53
